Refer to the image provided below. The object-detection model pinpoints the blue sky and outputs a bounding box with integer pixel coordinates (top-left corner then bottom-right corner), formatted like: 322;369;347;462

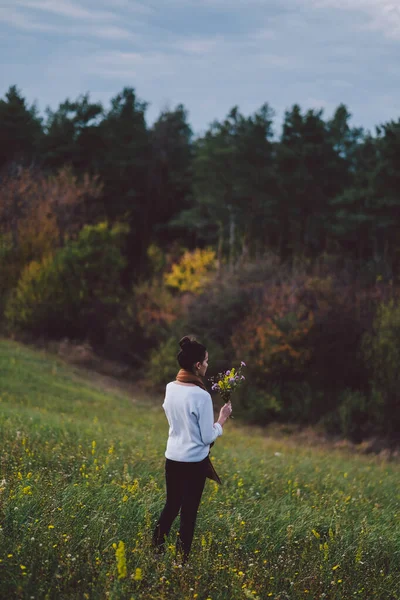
0;0;399;136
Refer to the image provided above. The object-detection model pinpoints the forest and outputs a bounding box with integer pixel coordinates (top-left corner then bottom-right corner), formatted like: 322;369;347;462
1;84;400;442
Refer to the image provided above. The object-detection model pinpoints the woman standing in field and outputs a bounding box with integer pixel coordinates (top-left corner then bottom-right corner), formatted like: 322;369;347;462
152;336;232;563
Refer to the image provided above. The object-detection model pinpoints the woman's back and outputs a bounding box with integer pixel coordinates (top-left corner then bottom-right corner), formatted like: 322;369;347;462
163;382;222;462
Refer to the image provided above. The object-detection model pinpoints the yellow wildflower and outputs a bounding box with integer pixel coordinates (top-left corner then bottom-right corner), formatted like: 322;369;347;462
115;541;127;579
312;529;320;539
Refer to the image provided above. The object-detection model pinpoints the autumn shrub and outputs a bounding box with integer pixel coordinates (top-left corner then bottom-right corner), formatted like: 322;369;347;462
0;167;102;264
0;167;103;328
134;278;180;345
5;222;126;342
231;281;314;386
230;275;379;423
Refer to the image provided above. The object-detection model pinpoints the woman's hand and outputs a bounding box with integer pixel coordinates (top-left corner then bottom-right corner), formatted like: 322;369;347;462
217;401;232;427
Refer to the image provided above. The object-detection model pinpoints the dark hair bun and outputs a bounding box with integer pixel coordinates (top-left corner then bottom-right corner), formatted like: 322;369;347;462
179;336;192;349
177;336;207;372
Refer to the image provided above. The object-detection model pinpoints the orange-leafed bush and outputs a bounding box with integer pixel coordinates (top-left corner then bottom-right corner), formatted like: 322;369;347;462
17;196;59;263
0;166;102;263
0;167;103;318
231;282;314;386
134;278;181;342
231;274;397;425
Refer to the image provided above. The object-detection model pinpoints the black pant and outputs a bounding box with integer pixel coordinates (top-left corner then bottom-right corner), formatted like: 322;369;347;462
152;457;207;560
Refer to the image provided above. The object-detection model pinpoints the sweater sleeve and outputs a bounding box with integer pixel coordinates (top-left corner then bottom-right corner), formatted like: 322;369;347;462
196;393;223;446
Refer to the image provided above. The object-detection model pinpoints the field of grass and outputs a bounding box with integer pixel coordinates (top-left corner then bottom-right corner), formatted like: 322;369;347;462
0;339;399;599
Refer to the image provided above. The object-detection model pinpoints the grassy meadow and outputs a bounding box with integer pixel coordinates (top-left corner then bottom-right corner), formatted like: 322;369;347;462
0;339;399;600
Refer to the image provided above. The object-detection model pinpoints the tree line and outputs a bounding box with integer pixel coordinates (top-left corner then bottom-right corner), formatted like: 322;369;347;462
1;84;400;279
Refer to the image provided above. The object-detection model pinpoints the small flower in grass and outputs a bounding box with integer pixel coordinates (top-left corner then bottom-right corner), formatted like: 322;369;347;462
311;529;320;539
115;541;127;579
133;567;142;581
241;361;246;367
48;525;55;530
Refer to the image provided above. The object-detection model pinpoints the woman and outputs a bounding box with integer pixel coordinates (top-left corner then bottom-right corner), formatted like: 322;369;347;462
152;336;232;563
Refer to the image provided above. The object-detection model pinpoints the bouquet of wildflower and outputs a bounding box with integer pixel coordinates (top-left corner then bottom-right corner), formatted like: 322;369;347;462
209;361;246;403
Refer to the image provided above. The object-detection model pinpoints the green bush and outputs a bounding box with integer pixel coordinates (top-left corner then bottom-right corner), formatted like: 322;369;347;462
4;254;63;334
233;383;282;425
362;299;400;435
337;388;369;442
0;234;23;321
145;337;179;388
5;222;127;342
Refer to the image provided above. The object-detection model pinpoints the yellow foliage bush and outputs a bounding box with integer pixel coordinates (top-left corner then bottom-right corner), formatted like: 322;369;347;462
164;247;217;294
5;254;59;329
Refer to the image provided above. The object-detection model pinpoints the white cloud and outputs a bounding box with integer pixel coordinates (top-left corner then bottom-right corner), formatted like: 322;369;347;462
15;0;116;22
0;4;135;39
0;6;59;32
82;25;135;41
252;28;277;42
175;37;220;55
304;96;339;113
304;0;400;39
258;53;294;68
88;51;175;79
329;79;354;89
100;0;154;14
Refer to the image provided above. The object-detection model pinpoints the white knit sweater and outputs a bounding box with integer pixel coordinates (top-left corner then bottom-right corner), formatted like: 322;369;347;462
162;382;223;462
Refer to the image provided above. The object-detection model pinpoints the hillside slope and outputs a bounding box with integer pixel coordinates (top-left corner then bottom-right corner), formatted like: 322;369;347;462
0;339;399;599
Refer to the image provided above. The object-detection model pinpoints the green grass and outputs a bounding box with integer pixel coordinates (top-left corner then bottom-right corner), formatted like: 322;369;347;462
0;338;399;599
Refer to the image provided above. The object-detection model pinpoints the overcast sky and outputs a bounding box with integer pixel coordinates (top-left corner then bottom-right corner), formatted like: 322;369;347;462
0;0;399;136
